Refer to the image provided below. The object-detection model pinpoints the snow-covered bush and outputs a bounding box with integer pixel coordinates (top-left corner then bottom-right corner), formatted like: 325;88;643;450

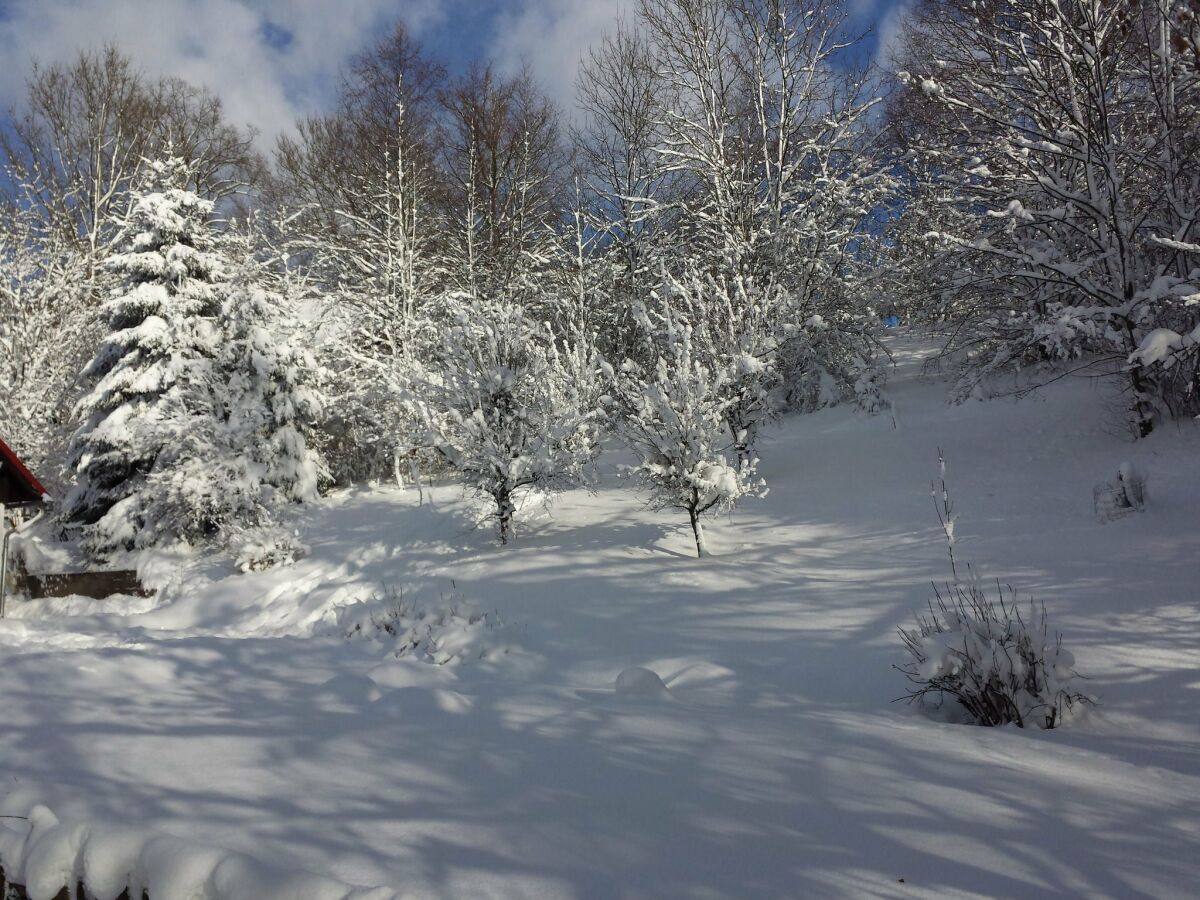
339;587;509;665
410;296;601;544
900;450;1092;728
898;582;1092;729
607;299;766;557
232;524;309;573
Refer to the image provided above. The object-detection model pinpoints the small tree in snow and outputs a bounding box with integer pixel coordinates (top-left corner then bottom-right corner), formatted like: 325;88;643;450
411;296;599;544
607;300;765;557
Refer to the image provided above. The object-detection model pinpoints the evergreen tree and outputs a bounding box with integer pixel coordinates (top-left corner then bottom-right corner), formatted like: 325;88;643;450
65;157;229;554
65;157;325;555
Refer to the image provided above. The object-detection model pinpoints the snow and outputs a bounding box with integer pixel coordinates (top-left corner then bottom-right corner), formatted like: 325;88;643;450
613;666;672;699
1;331;1198;898
1131;326;1198;367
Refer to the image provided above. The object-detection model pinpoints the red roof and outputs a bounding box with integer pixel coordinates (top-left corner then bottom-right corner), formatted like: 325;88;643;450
0;435;48;503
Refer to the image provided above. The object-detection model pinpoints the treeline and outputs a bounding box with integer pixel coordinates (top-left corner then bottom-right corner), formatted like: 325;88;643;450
1;0;1196;558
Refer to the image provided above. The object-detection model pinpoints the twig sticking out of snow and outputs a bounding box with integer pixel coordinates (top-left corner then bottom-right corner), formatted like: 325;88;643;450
931;448;959;582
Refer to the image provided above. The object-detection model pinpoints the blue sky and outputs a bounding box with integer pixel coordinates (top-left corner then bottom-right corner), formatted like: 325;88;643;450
0;0;910;150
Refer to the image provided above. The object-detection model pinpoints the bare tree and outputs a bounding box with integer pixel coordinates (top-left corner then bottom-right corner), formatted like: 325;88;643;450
2;45;264;298
438;64;570;303
892;0;1200;434
575;22;671;282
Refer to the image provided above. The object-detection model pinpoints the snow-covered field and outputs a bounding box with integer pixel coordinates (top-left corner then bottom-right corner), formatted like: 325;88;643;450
2;332;1198;899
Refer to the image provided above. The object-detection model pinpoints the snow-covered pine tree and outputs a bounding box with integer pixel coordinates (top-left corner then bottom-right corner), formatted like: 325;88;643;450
144;275;327;544
64;157;229;554
410;295;599;544
65;157;326;555
219;273;326;511
607;298;765;558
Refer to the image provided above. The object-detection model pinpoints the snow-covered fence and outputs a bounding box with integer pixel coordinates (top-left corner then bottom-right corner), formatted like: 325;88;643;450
0;805;397;900
2;865;146;899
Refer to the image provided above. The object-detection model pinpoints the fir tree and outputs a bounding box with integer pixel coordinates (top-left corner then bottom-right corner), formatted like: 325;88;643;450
65;157;228;554
65;158;326;555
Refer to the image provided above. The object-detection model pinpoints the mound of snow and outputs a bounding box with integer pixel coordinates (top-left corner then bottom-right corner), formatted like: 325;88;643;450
614;666;671;699
312;673;383;711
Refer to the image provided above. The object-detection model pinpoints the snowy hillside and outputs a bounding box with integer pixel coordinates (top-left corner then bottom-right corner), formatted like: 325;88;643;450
1;332;1198;899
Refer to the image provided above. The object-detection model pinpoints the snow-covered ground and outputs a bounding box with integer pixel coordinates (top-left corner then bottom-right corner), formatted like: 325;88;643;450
1;332;1198;899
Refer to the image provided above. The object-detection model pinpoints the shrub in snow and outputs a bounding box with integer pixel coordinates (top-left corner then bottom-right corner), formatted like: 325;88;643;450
410;296;601;544
901;451;1092;728
606;300;766;557
897;582;1092;729
340;587;509;665
232;525;309;573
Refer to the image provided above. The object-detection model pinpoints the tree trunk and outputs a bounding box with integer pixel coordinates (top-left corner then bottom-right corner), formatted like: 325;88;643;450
687;505;706;558
1128;362;1156;438
1124;321;1156;437
497;489;513;545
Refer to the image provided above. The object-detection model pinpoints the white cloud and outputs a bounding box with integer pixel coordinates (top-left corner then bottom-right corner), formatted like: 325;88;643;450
0;0;446;149
874;0;915;70
489;0;631;118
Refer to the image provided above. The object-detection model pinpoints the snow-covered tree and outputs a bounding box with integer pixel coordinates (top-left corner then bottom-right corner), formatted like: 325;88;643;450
892;0;1200;434
64;158;229;553
607;299;765;557
64;158;324;555
0;193;94;482
3;46;263;306
653;266;780;461
144;273;327;543
410;296;600;544
580;0;892;421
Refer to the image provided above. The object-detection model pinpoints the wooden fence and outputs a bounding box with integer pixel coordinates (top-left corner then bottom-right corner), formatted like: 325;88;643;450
15;570;150;601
